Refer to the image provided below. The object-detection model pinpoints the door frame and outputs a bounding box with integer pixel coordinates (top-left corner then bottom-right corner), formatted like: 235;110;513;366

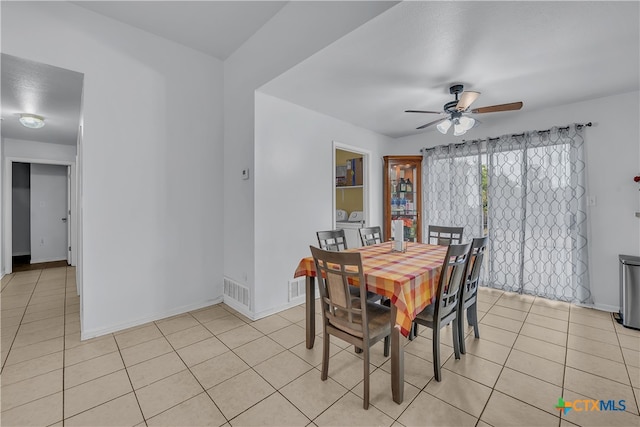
3;157;76;274
332;141;372;229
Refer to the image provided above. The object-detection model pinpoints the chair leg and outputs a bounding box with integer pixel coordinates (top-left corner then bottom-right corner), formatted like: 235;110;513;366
383;335;390;357
452;318;461;360
363;345;370;409
321;333;330;381
468;303;480;338
408;322;418;340
458;306;467;355
432;327;441;382
354;345;363;354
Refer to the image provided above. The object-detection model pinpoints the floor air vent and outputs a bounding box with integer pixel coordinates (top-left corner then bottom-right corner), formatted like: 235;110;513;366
223;277;250;308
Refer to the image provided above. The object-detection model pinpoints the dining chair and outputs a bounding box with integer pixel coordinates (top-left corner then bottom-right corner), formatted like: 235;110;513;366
359;225;391;319
458;236;488;354
316;229;385;355
310;246;391;409
409;225;465;340
359;226;383;246
317;229;383;303
427;225;464;246
412;242;472;381
317;229;348;251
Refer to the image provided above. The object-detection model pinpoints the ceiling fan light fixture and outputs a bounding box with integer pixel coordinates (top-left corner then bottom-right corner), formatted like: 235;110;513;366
406;84;523;135
458;116;475;131
436;119;452;134
19;113;45;129
453;122;467;136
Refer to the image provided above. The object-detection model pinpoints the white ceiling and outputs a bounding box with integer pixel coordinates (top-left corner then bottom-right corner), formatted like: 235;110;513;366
71;1;288;60
261;1;640;138
1;54;84;146
1;1;289;146
2;1;638;145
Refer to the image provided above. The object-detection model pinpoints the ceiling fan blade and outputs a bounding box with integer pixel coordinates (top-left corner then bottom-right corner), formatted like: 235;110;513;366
456;91;481;111
471;101;523;114
405;109;443;114
417;117;447;130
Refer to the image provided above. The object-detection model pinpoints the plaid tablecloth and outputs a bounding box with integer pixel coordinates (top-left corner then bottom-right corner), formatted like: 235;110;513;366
294;242;448;337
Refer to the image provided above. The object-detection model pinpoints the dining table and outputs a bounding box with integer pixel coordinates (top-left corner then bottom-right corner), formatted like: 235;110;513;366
293;241;448;404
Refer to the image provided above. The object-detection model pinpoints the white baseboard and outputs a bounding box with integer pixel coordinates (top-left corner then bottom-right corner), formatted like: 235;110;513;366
81;295;224;340
30;256;67;264
251;294;321;321
589;302;619;313
222;296;254;320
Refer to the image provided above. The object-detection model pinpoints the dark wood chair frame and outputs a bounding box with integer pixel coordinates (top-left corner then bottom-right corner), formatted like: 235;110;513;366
427;225;464;246
310;246;391;409
458;236;488;354
359;226;383;247
411;242;472;381
317;229;349;251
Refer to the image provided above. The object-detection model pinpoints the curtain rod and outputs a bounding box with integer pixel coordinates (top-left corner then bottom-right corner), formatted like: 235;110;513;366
419;121;592;152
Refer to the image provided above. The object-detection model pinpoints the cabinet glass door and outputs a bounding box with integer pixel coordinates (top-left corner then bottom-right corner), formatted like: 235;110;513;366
384;156;422;243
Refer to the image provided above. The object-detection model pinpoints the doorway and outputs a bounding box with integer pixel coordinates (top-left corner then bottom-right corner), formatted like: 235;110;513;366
12;162;70;271
4;158;76;275
333;141;371;248
1;53;83;277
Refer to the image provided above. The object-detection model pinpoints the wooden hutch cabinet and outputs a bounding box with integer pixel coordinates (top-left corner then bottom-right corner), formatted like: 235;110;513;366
383;156;422;243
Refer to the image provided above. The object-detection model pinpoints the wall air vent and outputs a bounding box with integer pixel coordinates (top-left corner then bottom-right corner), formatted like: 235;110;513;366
223;277;250;309
288;277;306;303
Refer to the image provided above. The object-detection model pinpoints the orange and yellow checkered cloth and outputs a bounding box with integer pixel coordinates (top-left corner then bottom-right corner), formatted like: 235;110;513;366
294;242;447;337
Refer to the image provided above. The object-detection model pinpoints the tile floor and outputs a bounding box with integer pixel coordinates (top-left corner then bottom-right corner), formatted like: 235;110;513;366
1;266;639;426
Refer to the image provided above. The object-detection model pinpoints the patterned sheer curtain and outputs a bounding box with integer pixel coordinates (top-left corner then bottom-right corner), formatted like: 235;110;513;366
422;124;591;304
487;125;591;303
422;141;484;242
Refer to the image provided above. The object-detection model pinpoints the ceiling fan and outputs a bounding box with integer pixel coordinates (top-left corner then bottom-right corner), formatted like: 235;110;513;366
405;84;523;135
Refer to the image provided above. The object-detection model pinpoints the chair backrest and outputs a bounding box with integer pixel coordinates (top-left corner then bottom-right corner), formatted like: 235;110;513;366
462;236;488;304
317;229;348;251
359;226;383;246
427;225;464;246
310;245;369;337
433;242;472;325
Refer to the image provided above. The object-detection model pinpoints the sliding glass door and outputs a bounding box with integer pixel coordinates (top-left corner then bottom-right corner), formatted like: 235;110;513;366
423;125;591;304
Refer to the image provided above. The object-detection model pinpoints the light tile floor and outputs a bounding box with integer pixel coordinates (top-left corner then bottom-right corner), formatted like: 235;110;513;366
2;267;639;426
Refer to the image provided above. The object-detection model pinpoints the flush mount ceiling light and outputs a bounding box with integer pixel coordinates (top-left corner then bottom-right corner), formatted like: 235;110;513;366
19;113;46;129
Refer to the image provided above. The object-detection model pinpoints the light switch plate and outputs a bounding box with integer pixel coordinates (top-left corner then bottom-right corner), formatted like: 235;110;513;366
242;169;250;180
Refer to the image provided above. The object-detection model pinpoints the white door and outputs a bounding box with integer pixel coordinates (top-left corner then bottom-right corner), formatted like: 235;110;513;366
30;164;68;263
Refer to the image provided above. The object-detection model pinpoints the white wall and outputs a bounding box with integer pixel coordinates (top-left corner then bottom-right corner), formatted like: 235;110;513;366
223;1;397;316
11;163;30;256
0;137;3;275
30;164;68;263
253;92;391;316
2;2;224;337
3;139;76;163
388;91;640;311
